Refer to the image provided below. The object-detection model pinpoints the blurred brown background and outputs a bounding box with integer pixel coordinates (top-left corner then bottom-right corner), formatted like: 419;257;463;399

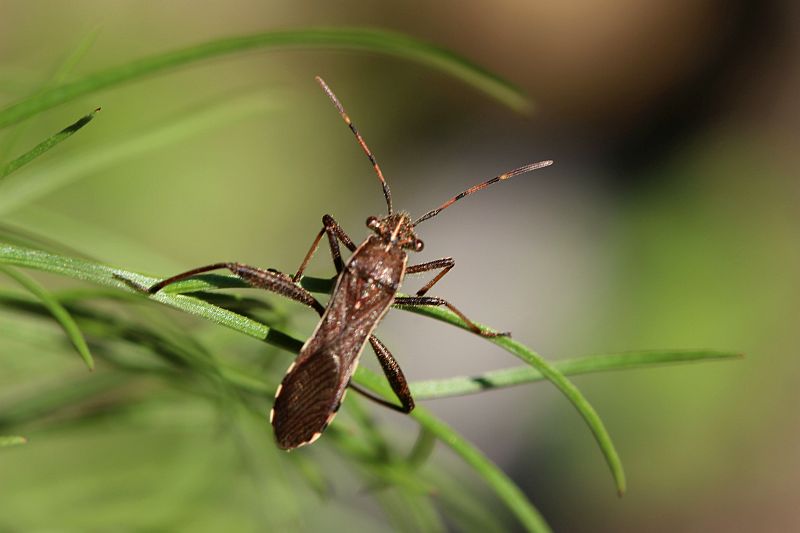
1;1;799;531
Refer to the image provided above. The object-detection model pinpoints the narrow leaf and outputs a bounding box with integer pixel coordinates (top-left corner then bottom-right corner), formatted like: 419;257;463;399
0;108;99;180
411;350;743;399
398;303;628;495
346;365;552;531
0;94;274;214
0;265;94;370
0;27;529;130
410;406;550;532
0;27;101;165
406;427;437;469
0;244;287;347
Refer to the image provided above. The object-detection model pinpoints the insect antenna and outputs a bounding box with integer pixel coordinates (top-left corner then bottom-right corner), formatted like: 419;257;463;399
316;76;393;215
413;160;554;226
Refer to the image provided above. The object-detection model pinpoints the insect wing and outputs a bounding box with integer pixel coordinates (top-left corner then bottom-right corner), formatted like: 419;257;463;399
271;347;347;449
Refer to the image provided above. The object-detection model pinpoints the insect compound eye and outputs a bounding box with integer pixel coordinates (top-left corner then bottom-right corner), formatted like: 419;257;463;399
366;216;380;230
414;239;424;252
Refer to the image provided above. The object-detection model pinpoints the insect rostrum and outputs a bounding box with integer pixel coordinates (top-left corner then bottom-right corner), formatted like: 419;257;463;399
149;77;553;450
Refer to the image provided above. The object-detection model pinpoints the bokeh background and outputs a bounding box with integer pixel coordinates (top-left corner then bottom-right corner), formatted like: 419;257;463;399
1;1;799;531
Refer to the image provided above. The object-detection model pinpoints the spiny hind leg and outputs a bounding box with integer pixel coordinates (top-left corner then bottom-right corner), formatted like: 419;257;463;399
148;262;325;315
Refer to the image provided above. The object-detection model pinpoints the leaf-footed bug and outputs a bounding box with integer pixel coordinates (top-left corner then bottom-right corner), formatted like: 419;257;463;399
148;77;553;450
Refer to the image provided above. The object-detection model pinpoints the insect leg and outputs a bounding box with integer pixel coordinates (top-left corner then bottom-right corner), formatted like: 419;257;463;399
394;295;510;338
406;257;455;296
348;335;415;413
292;214;357;281
149;263;325;315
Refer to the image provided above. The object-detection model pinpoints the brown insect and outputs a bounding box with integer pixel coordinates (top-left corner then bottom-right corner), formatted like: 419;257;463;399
148;77;553;449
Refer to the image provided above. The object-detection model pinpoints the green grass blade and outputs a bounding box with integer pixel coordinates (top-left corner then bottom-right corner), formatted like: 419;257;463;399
347;366;550;531
0;27;100;165
0;27;529;130
354;364;550;532
0;243;292;348
0;108;98;180
0;436;27;447
0;94;274;214
406;427;437;469
411;350;743;399
410;406;550;532
397;303;628;496
0;265;94;370
49;27;103;85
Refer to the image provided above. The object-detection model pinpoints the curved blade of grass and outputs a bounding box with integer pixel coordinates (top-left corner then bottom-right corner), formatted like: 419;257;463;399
410;350;742;399
412;406;549;532
406;427;437;469
0;265;94;370
0;27;529;130
0;436;27;447
0;93;276;214
0;27;101;165
0;108;99;181
395;303;627;495
0;243;623;493
0;243;293;349
351;366;550;532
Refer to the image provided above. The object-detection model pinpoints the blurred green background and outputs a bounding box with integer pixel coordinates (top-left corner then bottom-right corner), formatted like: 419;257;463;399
1;1;798;531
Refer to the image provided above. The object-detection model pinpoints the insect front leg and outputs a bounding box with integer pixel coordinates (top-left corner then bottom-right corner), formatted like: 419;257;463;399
293;214;357;281
406;257;455;296
148;262;325;315
394;295;510;338
348;335;415;413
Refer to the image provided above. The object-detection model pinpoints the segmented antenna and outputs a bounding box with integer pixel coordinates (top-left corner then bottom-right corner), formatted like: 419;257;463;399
315;76;393;215
413;160;554;226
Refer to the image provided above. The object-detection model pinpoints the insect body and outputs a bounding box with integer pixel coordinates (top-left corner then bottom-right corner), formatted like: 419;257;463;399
149;77;552;449
271;214;412;448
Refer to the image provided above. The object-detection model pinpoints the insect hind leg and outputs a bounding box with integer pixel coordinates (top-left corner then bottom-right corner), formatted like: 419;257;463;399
148;262;325;315
349;335;414;413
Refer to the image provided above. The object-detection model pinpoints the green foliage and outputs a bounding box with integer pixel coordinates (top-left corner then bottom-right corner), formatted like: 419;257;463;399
0;265;94;370
0;241;738;531
0;108;99;180
0;95;275;215
0;27;738;532
410;350;741;399
0;27;529;130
